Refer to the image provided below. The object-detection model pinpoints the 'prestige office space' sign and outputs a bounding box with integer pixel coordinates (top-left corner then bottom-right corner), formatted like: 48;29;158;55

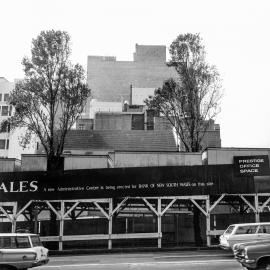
234;155;270;176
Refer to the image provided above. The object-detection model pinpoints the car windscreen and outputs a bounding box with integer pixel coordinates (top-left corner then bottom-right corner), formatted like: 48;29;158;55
224;225;235;234
0;236;16;248
30;235;43;247
16;236;31;248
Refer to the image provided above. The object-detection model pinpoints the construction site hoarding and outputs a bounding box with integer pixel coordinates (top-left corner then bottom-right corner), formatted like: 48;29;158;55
0;165;255;202
234;155;270;176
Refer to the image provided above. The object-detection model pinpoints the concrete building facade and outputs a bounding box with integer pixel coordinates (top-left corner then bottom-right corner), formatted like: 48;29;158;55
0;77;36;159
86;44;177;110
130;87;155;106
0;77;13;158
94;112;145;130
91;111;221;150
81;99;123;119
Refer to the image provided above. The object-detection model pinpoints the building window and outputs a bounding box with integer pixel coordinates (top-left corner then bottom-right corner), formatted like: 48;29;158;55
0;140;5;149
9;106;12;116
131;114;144;130
0;94;2;101
79;124;85;130
1;106;9;116
6;139;9;149
4;94;9;102
0;121;10;133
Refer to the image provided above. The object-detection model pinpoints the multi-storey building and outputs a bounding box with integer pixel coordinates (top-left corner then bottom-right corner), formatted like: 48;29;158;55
0;77;36;159
86;44;177;115
0;77;14;157
85;45;221;151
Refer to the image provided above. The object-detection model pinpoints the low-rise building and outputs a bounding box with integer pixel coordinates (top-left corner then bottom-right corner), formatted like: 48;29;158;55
203;147;270;165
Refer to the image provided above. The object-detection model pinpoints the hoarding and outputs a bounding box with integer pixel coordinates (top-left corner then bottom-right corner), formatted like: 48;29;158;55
234;155;270;176
0;165;254;202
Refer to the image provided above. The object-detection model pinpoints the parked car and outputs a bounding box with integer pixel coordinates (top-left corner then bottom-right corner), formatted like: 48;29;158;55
234;239;270;269
219;222;270;250
0;233;49;269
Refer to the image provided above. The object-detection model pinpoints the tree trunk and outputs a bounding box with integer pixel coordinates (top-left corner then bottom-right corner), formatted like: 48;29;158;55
46;155;63;250
193;206;203;246
47;154;64;171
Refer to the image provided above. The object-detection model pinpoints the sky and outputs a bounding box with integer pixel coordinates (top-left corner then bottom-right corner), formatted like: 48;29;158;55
0;0;269;148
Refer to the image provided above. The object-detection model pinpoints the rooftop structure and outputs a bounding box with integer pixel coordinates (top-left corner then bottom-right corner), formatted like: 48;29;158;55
63;129;178;155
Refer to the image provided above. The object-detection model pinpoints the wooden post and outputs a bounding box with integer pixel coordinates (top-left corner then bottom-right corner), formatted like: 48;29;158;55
206;196;211;247
11;218;16;233
33;208;39;234
125;218;128;233
255;194;260;223
59;201;65;251
157;197;162;248
11;202;17;233
108;198;113;249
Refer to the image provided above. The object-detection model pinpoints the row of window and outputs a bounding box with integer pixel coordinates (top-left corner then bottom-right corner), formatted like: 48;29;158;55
0;93;10;102
0;139;9;150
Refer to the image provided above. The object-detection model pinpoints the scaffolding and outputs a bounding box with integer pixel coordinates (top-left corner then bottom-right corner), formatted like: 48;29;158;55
1;193;270;250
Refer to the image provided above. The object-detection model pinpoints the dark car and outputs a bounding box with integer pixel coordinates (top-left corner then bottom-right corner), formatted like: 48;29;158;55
234;239;270;270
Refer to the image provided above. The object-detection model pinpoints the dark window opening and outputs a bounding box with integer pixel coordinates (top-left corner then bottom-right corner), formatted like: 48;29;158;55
131;114;144;130
0;140;5;149
1;106;9;116
0;121;10;133
4;94;9;102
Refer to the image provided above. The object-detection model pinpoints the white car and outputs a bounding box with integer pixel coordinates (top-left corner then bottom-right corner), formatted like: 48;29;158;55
0;233;49;270
219;222;270;250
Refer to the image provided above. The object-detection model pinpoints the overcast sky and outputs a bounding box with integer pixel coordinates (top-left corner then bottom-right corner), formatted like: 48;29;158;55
0;0;269;148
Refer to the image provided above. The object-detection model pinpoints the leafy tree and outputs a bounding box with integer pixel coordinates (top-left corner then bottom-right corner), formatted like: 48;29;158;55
145;33;222;152
145;33;223;246
9;30;91;171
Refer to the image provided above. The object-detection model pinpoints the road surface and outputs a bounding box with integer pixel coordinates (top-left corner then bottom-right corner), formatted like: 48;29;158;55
35;249;244;270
